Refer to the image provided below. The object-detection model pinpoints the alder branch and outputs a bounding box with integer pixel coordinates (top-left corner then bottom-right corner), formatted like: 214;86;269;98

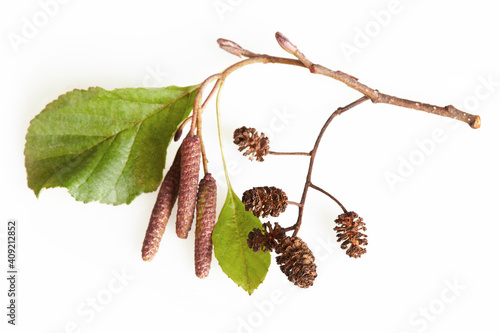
217;33;481;129
309;63;481;129
195;32;481;231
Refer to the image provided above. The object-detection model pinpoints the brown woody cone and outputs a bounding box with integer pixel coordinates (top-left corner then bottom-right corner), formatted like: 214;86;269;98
247;222;317;288
233;126;270;161
195;174;217;279
334;211;367;258
275;236;317;288
242;187;288;218
141;149;181;261
247;227;268;253
176;135;201;239
247;222;286;253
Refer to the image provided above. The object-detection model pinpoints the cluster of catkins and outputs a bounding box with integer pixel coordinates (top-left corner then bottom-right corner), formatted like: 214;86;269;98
235;126;368;288
141;125;368;288
141;134;217;279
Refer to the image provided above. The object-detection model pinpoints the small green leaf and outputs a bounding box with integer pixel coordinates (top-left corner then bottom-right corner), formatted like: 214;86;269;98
25;85;199;205
212;186;271;295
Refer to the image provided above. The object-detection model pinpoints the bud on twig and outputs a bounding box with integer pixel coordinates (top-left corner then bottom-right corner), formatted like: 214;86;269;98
275;32;298;55
195;174;217;278
275;32;313;69
142;149;181;261
176;135;201;239
174;128;183;142
217;38;257;58
174;115;194;142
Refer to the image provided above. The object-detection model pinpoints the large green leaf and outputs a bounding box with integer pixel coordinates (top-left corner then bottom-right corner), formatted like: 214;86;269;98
212;186;271;295
25;85;199;205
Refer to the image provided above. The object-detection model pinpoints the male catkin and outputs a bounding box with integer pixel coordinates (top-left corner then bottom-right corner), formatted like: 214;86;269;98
194;174;217;278
176;135;201;239
141;149;181;261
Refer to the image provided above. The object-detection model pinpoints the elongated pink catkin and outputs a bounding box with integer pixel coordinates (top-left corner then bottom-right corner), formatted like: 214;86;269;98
141;149;181;261
195;174;217;278
176;135;201;239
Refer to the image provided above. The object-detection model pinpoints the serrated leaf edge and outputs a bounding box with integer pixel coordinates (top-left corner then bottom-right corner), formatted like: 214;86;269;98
26;85;199;203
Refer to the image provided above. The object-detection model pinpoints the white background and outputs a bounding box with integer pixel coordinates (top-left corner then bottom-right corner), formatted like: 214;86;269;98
1;0;499;332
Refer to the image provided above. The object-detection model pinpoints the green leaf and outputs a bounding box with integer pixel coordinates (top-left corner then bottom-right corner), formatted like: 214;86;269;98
212;186;271;295
25;85;199;205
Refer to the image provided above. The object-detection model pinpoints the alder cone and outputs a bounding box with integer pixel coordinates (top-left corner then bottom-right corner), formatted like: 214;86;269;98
247;222;317;288
233;126;270;161
276;236;317;288
194;174;217;279
176;135;201;239
247;221;286;253
242;187;288;218
247;227;268;253
334;211;367;258
141;149;181;261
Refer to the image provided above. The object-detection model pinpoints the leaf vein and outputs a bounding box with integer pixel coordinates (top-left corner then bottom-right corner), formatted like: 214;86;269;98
33;87;198;196
231;192;252;290
74;135;119;190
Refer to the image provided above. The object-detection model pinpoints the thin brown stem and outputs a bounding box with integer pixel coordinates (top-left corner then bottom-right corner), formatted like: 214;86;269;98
269;151;311;156
220;55;304;79
190;74;222;136
309;64;481;129
282;226;297;233
197;114;209;175
309;183;347;214
291;96;369;237
196;79;223;174
287;201;302;207
201;79;222;111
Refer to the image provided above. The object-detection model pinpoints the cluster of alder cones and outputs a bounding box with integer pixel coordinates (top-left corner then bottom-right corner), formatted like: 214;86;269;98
236;126;368;288
141;134;217;279
141;126;368;288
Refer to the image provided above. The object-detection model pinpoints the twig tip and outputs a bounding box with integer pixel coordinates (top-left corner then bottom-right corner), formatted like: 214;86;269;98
217;38;257;58
217;38;243;57
471;115;481;129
